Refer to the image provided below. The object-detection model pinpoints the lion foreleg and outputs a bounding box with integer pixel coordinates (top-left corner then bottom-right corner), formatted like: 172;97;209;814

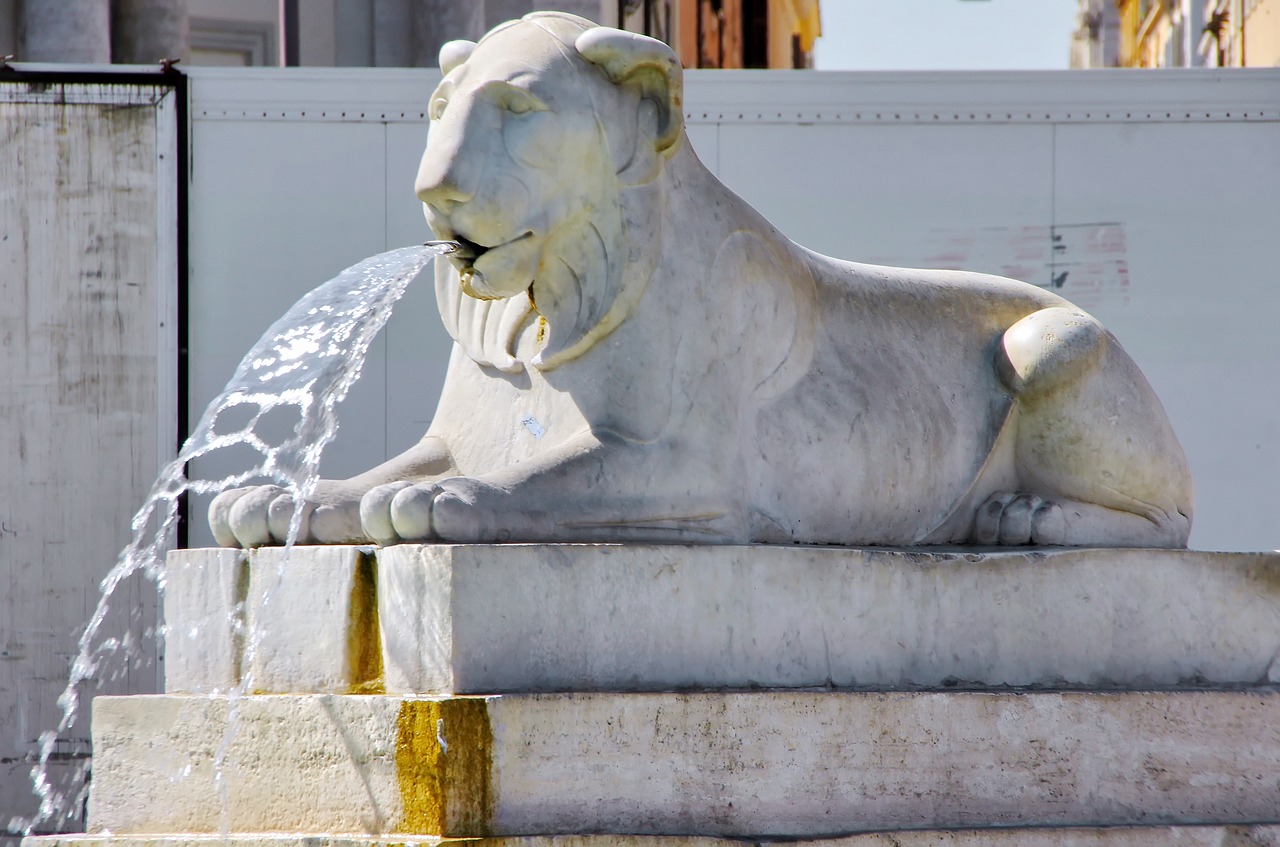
360;429;748;545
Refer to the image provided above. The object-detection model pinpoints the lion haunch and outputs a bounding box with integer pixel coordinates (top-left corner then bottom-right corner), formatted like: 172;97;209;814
210;12;1192;550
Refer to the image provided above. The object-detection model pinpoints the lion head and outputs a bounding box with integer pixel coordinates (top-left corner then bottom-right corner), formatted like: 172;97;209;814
415;12;685;372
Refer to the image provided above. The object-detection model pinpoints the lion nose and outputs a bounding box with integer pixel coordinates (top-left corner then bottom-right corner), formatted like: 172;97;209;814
415;142;477;211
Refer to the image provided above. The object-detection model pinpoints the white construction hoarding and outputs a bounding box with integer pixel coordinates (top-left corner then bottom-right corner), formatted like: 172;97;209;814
185;66;1280;552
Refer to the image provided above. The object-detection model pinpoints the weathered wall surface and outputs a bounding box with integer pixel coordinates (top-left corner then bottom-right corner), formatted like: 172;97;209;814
0;80;177;841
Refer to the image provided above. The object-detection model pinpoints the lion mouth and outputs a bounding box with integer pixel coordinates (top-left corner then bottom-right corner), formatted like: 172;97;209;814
446;229;539;300
451;235;489;262
450;230;534;265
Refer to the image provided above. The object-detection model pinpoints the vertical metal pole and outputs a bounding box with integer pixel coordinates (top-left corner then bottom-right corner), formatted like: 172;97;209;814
280;0;299;66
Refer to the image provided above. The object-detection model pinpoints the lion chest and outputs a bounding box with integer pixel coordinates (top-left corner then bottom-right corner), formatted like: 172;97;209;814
428;325;678;476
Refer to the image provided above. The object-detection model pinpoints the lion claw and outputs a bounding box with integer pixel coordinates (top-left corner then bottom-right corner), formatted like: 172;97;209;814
360;481;440;544
390;483;443;541
973;491;1067;546
209;483;364;547
227;485;284;547
359;478;508;544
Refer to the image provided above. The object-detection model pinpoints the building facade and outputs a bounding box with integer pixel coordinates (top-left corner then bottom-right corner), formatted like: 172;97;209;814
637;0;822;70
1070;0;1122;67
0;0;820;69
1114;0;1201;66
1103;0;1279;66
1199;0;1280;65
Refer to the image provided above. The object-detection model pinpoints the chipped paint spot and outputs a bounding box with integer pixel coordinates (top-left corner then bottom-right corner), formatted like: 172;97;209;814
521;414;546;439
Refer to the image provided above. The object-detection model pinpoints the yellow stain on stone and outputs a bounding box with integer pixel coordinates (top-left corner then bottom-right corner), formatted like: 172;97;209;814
396;698;494;836
347;552;386;694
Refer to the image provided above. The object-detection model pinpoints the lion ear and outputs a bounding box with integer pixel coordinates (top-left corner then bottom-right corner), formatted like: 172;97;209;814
576;27;684;154
438;39;476;75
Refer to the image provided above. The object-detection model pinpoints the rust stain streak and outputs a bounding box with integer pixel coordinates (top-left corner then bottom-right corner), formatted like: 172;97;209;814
395;698;494;836
347;551;386;694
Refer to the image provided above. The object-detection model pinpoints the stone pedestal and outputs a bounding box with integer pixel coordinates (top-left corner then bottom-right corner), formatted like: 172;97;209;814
167;545;1280;694
25;832;1280;847
27;545;1280;846
87;690;1280;837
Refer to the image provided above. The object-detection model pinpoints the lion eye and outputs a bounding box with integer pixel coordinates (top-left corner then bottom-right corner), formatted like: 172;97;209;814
505;92;534;115
429;96;449;121
500;87;546;116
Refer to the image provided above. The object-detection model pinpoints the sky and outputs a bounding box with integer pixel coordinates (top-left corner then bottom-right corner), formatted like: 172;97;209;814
812;0;1082;71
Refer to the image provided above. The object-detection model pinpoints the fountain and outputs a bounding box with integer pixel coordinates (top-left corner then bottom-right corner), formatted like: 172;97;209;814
20;12;1280;847
13;243;454;839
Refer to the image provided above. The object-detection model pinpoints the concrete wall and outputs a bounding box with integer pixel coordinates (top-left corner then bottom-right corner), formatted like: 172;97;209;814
0;79;179;841
185;66;1280;552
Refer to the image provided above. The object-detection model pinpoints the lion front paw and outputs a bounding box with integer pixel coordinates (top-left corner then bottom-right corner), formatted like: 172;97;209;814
208;484;365;548
359;478;514;544
360;481;440;544
972;491;1067;546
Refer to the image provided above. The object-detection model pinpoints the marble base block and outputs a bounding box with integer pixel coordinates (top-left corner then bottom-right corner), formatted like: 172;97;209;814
167;545;1280;694
165;546;381;694
26;829;1280;847
163;548;246;692
87;690;1280;838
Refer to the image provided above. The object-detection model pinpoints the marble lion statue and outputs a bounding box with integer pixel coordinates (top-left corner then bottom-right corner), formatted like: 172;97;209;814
210;12;1192;549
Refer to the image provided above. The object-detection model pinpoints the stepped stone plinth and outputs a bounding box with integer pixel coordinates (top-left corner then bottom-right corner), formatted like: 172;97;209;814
25;544;1280;847
61;12;1253;845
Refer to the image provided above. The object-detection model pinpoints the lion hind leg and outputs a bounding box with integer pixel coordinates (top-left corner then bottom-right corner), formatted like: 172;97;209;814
992;306;1192;548
973;490;1190;547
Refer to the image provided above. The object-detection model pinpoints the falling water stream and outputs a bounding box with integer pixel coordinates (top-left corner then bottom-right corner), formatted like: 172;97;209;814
14;242;455;837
